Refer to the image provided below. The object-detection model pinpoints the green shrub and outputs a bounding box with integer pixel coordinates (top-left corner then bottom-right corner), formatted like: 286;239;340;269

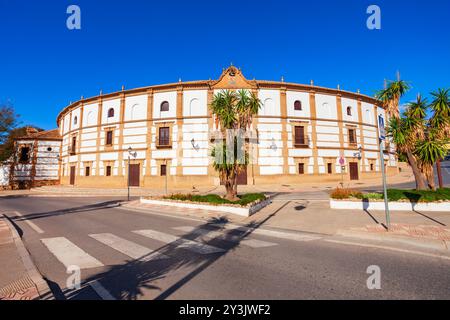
163;193;266;206
336;188;450;202
330;188;363;199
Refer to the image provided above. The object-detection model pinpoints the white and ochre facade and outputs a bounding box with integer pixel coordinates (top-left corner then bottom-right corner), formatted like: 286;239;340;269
56;66;398;188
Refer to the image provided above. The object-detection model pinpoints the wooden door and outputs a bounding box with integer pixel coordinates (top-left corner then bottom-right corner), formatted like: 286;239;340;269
237;166;247;185
349;162;359;180
129;164;140;187
70;166;76;185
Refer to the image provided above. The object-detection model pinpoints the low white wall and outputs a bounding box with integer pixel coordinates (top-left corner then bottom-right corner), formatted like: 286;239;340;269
140;197;272;217
330;199;450;212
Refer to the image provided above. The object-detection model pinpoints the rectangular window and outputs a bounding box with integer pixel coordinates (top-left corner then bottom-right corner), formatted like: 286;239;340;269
298;163;305;174
71;136;77;154
294;126;305;146
160;164;167;176
159;127;170;146
106;130;113;146
19;147;30;163
348;129;356;145
327;163;333;174
106;166;112;176
370;163;374;171
85;166;90;177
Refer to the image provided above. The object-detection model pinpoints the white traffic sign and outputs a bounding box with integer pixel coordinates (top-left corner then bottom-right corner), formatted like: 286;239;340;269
378;115;386;141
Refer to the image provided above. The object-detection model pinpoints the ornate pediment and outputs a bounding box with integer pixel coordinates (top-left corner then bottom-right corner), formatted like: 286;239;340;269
211;66;257;90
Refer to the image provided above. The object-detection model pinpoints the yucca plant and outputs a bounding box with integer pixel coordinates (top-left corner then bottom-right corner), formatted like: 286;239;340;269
376;79;411;119
429;88;450;188
209;89;261;200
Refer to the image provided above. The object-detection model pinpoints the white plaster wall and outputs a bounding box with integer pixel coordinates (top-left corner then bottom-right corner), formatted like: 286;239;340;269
286;91;310;118
83;103;99;127
102;98;121;124
362;102;375;125
183;90;207;117
341;98;359;122
71;107;82;130
315;94;337;119
153;91;177;119
258;90;280;116
125;95;147;121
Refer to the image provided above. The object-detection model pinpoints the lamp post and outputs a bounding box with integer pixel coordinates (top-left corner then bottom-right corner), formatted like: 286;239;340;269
127;146;137;201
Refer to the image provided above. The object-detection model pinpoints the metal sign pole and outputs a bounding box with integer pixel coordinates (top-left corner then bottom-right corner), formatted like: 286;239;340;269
378;115;390;230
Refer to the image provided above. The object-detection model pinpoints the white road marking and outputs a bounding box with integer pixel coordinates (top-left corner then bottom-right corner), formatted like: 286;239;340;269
173;226;278;248
89;280;116;300
41;237;104;269
11;211;44;234
89;233;169;261
324;239;450;261
133;229;225;254
211;223;322;242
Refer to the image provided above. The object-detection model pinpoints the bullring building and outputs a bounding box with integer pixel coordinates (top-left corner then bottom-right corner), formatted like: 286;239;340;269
39;66;396;189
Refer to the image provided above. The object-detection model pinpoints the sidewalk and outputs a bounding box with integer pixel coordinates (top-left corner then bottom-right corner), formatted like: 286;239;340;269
0;215;52;300
0;168;415;198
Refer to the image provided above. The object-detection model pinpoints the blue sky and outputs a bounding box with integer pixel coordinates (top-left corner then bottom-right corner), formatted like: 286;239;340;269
1;0;449;130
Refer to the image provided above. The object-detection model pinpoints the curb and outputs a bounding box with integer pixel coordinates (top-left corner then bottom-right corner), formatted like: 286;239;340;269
336;229;450;252
1;214;53;300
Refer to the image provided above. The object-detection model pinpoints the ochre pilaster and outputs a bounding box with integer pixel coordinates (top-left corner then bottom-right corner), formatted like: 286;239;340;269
95;98;103;176
117;93;126;176
280;87;289;175
176;87;183;176
357;99;366;171
309;91;319;174
145;89;154;178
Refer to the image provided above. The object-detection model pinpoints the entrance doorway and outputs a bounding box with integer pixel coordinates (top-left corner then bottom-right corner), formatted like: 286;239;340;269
349;162;359;180
237;166;247;185
129;164;140;187
70;166;76;185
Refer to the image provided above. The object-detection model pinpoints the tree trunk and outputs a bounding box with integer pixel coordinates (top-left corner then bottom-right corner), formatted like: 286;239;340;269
406;150;428;190
436;159;444;189
426;165;436;191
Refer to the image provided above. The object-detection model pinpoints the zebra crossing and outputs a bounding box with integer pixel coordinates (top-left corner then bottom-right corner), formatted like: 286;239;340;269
40;225;321;270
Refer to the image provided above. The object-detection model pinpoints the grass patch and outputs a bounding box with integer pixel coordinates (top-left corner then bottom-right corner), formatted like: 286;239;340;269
163;193;266;207
331;187;450;202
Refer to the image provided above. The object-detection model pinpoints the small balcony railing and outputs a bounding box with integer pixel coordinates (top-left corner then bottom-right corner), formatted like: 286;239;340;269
294;136;310;148
156;136;171;148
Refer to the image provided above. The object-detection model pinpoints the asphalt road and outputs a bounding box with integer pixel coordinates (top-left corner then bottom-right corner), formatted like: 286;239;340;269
1;196;449;300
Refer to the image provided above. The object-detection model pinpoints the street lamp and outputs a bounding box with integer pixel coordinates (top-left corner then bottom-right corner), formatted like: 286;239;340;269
127;146;137;201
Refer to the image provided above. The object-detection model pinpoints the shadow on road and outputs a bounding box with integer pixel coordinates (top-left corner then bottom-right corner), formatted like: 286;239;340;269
57;216;270;300
7;200;124;222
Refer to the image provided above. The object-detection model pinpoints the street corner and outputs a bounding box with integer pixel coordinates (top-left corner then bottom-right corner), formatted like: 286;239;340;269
336;223;450;252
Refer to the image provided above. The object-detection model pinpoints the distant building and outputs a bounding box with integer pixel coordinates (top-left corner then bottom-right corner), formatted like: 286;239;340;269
10;127;61;189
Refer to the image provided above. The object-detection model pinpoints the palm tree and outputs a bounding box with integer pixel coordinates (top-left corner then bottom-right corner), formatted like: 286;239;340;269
376;79;411;119
209;89;261;200
387;116;428;190
429;88;450;188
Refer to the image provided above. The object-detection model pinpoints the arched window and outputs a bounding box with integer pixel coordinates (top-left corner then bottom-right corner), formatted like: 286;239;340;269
189;98;200;116
73;116;78;125
347;106;352;116
294;100;302;111
130;104;138;120
107;108;115;118
160;101;169;112
262;98;275;116
86;111;94;125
